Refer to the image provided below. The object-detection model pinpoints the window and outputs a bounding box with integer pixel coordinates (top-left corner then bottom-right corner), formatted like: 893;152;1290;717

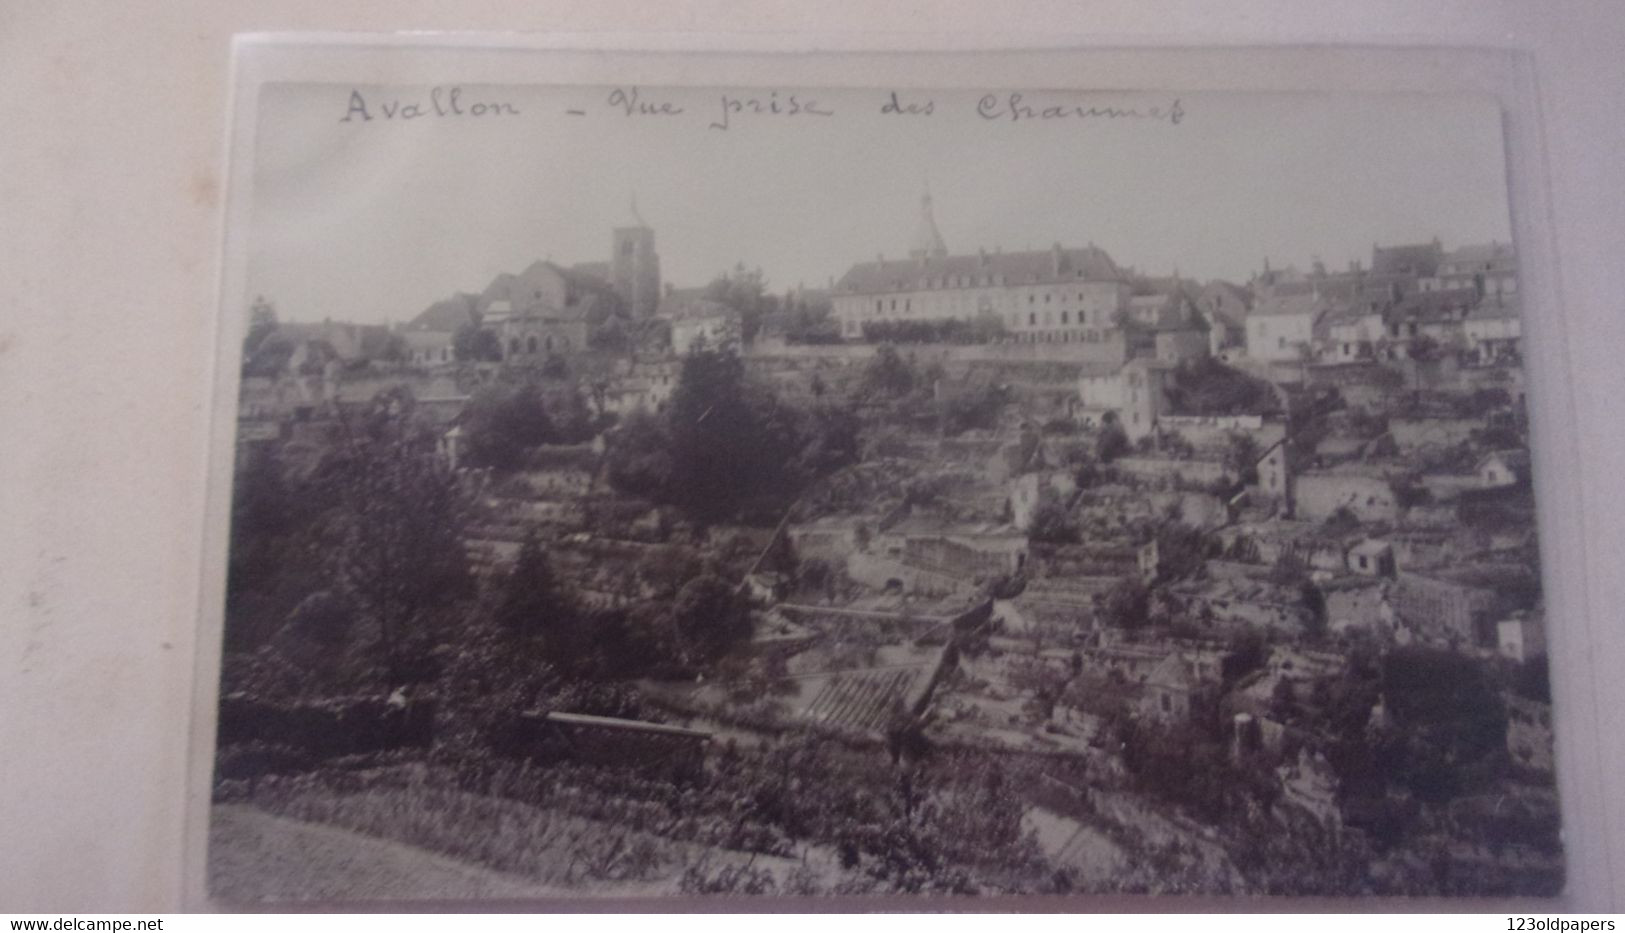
1029;313;1036;326
527;336;538;354
890;299;897;311
1161;694;1172;713
876;300;882;313
1061;311;1070;325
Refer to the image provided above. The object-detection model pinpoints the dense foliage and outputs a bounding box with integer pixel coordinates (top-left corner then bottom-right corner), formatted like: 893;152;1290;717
1162;358;1280;417
604;347;860;522
861;316;1005;345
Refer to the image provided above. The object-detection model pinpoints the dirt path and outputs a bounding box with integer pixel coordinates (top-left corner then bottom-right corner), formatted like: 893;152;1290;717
208;804;568;903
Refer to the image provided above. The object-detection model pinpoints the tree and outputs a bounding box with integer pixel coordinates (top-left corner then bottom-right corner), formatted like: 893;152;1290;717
1163;357;1280;417
1300;580;1328;641
547;387;595;443
798;557;835;599
270;590;356;680
1100;577;1151;630
667;574;753;665
326;421;473;684
942;384;1006;436
705;264;777;344
461;382;555;470
1380;648;1509;802
453;321;502;362
789;403;861;484
1155;521;1213;583
783;304;841;344
494;533;577;652
1096;415;1131;463
225;444;332;650
635;544;707;599
1407;334;1443;362
664;347;799;520
1029;496;1081;544
863;345;917;398
605;410;674;500
604;348;854;522
1225;431;1261;485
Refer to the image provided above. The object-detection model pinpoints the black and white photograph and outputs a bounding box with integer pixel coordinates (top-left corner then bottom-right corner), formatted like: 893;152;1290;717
205;79;1562;901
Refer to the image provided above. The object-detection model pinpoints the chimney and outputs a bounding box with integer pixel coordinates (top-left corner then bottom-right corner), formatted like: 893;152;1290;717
1052;242;1064;276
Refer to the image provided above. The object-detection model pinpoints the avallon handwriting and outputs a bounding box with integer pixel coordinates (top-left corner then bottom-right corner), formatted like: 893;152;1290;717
340;87;521;122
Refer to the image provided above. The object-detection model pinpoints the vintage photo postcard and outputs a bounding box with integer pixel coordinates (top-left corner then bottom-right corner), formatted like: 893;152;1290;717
200;48;1562;902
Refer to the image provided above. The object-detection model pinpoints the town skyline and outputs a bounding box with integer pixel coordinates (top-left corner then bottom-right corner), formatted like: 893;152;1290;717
249;85;1513;324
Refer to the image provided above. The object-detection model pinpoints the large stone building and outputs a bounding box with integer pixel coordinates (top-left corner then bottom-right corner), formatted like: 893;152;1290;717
479;261;594;363
831;193;1133;345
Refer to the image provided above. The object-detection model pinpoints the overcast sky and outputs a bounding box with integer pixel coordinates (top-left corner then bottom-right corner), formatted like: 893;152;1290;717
248;84;1512;324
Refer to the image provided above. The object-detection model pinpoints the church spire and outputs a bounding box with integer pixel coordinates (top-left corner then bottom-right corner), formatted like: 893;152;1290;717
909;187;949;261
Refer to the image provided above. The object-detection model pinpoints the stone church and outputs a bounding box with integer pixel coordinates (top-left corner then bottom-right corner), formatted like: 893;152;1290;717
405;200;663;365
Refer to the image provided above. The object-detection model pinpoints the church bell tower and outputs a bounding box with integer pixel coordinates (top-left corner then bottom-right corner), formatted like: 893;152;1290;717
611;195;661;318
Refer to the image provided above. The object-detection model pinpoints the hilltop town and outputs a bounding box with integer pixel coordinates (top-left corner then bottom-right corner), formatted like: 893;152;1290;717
214;194;1557;897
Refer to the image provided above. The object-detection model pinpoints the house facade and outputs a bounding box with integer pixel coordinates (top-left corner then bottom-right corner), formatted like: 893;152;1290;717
1076;358;1175;441
1246;292;1327;363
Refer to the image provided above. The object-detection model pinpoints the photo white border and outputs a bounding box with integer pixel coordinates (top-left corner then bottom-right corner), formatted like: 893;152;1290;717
185;36;1601;910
